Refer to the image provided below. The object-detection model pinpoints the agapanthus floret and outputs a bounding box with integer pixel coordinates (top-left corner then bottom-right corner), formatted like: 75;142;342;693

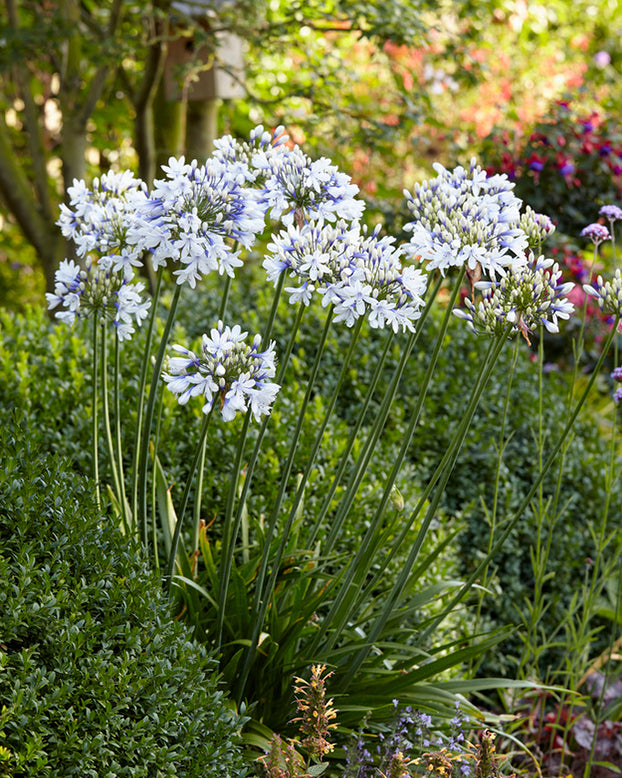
57;171;148;278
581;222;611;244
584;269;622;316
599;204;622;222
212;124;289;186
520;206;556;248
454;254;574;342
127;156;265;287
403;158;527;279
262;146;365;226
163;321;280;422
45;257;151;340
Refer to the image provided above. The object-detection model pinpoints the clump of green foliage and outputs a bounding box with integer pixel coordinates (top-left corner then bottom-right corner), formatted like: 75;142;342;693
0;420;245;777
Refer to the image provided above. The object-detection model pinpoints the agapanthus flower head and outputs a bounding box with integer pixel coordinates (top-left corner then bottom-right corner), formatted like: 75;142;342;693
212;124;289;187
581;222;611;245
262;146;365;227
584;269;622;316
403;157;528;282
454;254;574;343
519;205;556;248
45;257;151;340
599;204;622;223
265;219;427;331
321;223;428;332
163;321;280;421
57;171;148;279
127;157;265;287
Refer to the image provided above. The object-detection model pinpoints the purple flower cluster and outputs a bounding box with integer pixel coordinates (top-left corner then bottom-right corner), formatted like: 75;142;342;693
581;222;611;245
612;366;622;405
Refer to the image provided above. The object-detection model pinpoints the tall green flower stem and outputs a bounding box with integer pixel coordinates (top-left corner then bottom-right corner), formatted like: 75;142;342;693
131;266;164;535
137;283;183;548
113;333;131;534
218;305;336;651
306;273;444;552
468;337;521;675
235;311;367;700
189;258;241;552
91;317;101;509
99;326;128;533
305;270;467;661
165;406;214;593
419;314;621;648
213;275;291;643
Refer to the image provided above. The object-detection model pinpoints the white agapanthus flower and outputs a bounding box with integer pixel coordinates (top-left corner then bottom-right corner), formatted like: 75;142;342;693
45;257;151;340
403;158;528;281
57;171;148;279
163;321;281;422
262;146;365;227
454;254;574;343
127;156;265;287
265;219;427;332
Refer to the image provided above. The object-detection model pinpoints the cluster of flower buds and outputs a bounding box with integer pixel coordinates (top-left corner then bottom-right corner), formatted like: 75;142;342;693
519;205;556;249
454;255;574;343
584;269;622;316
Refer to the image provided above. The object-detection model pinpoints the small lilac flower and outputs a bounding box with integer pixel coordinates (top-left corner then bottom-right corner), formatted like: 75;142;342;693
611;367;622;382
594;51;611;68
163;322;280;422
581;223;611;246
599;205;622;223
45;257;151;340
614;387;622;404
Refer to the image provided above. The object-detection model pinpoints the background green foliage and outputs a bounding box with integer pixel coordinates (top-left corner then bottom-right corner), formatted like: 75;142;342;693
0;420;245;777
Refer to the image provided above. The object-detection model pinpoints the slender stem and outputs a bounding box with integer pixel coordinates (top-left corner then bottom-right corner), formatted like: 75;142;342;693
330;329;508;675
420;314;621;645
92;317;101;509
234;306;335;699
100;325;124;526
306;274;444;550
131;267;163;527
213;274;289;644
137;283;183;549
114;333;130;533
165;407;214;593
218;270;233;321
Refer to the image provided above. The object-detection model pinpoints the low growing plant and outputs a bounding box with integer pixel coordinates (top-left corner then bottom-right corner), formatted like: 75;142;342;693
0;420;245;777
